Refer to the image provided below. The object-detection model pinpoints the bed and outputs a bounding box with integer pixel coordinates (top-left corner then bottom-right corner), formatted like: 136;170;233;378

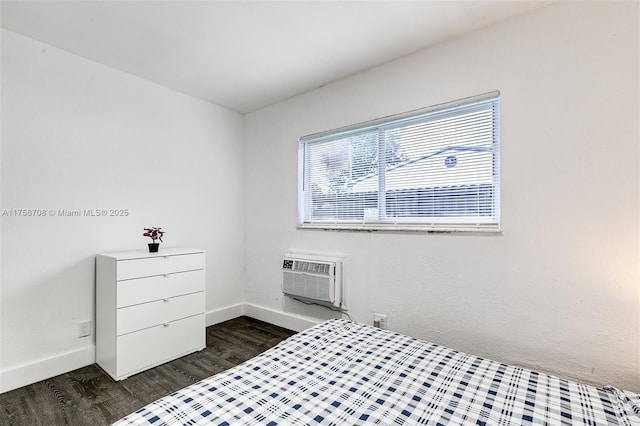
113;319;640;425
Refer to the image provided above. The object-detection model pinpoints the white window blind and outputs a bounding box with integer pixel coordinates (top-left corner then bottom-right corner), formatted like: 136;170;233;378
298;92;500;232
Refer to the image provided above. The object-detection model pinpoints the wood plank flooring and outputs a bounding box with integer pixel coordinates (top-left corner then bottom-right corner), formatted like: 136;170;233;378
0;316;296;426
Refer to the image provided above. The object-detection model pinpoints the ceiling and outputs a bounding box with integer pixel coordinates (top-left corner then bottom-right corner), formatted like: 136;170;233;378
1;1;553;113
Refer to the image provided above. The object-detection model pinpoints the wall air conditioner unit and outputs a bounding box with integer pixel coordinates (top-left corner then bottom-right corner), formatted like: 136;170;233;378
282;252;345;310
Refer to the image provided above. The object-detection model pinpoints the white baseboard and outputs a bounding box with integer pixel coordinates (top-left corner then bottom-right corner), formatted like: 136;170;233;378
242;303;322;332
0;345;95;394
0;303;321;394
205;303;245;327
206;302;323;332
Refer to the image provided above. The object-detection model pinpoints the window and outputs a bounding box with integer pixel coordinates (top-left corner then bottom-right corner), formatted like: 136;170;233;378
298;92;500;232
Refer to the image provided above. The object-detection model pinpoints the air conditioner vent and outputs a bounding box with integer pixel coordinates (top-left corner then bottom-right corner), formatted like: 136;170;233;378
293;261;331;275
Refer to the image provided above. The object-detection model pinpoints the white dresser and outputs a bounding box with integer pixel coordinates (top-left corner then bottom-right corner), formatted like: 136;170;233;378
96;248;206;380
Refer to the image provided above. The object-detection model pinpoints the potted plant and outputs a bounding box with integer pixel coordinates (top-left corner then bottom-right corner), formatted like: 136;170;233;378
143;227;165;252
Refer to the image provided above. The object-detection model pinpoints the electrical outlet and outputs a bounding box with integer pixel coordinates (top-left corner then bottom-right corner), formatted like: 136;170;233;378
373;313;387;329
79;320;91;337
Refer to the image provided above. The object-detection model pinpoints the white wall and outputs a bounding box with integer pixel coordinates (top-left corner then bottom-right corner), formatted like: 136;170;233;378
244;1;639;392
0;30;245;391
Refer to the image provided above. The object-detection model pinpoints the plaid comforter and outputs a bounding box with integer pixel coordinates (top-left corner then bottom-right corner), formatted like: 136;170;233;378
114;319;640;425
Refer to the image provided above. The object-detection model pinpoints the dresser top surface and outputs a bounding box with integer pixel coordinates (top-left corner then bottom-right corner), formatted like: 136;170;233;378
97;247;205;260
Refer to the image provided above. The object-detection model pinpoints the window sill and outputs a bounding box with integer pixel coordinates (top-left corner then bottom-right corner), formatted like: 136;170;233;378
297;222;501;234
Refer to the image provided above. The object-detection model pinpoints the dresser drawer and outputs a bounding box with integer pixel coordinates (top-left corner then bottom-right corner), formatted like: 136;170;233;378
117;253;205;280
116;314;204;378
117;291;204;336
117;269;205;308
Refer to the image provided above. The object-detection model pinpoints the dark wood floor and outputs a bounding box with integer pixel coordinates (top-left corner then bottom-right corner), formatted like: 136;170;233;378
0;317;296;426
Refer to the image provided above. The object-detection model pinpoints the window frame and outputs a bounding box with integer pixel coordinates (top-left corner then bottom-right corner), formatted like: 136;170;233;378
297;91;501;233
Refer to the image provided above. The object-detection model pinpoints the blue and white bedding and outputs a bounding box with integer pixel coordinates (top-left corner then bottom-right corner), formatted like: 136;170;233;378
114;319;640;425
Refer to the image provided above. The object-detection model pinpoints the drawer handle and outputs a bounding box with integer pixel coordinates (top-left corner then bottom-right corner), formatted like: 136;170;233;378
163;274;170;278
163;298;169;303
163;323;170;327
